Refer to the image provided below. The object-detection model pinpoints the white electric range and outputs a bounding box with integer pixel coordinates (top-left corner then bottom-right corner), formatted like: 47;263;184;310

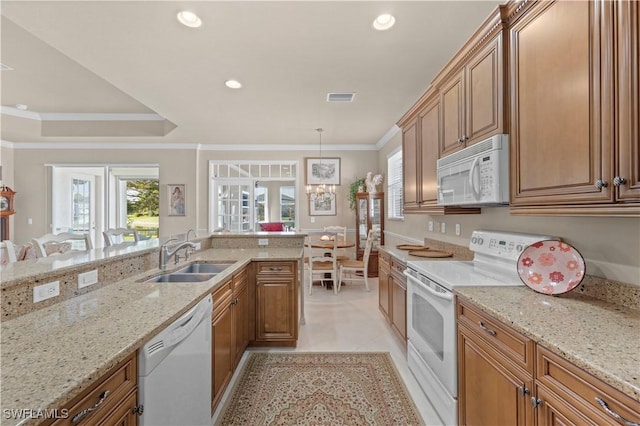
404;230;558;426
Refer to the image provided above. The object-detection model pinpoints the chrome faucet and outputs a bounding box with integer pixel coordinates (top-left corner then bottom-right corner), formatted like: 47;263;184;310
159;238;197;270
186;228;197;241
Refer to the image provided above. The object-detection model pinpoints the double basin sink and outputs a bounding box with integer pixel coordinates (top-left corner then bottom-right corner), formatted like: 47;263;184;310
145;262;235;283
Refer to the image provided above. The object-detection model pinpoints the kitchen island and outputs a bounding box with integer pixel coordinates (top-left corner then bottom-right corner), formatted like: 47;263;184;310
0;246;302;426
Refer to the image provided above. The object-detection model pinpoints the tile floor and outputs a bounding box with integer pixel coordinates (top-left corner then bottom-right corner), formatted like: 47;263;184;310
212;275;445;425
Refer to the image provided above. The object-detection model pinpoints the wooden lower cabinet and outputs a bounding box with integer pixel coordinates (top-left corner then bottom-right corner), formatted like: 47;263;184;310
457;298;640;426
389;257;407;343
253;261;298;346
49;353;139;426
211;277;234;413
378;250;407;344
233;268;249;368
378;251;391;321
458;322;534;426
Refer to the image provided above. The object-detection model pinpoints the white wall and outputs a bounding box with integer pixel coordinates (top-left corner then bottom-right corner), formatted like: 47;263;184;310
8;146;379;243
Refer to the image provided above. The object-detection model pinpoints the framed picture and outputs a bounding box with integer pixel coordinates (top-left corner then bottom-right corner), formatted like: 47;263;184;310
168;184;186;216
305;157;340;185
309;197;336;216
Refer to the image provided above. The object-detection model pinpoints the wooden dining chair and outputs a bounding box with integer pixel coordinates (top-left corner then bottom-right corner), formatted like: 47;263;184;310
0;240;17;264
337;229;378;293
103;228;140;247
307;231;339;295
323;225;349;261
32;232;93;257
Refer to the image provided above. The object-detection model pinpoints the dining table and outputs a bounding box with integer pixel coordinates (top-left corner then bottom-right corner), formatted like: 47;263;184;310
306;238;356;290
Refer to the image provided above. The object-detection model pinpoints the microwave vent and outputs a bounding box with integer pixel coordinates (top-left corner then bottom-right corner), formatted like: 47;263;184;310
438;135;507;168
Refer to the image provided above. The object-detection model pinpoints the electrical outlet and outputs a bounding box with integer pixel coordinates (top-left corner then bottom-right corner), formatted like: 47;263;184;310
194;242;202;250
455;224;461;236
310;217;315;223
428;221;434;232
258;238;269;246
78;269;98;289
440;222;446;233
33;281;60;303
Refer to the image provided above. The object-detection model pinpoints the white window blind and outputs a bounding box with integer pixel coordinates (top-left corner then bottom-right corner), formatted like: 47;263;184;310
387;149;403;219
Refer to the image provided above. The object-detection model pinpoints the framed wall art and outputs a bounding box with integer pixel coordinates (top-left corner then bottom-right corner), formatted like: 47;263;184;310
309;197;336;216
305;157;341;185
168;184;186;216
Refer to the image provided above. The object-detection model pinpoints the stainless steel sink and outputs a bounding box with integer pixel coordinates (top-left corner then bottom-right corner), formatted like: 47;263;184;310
175;262;235;274
146;273;217;283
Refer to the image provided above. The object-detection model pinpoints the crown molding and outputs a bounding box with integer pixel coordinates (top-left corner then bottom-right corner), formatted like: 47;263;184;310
1;106;166;122
375;125;400;150
0;140;16;148
7;141;379;151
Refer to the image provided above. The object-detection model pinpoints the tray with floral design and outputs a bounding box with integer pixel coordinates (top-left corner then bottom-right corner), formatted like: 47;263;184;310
517;240;585;295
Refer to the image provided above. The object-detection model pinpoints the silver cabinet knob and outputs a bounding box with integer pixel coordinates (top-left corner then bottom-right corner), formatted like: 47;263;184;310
595;179;608;189
613;176;628;187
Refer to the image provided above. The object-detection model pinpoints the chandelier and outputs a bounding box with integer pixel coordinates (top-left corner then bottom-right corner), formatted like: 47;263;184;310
306;128;335;202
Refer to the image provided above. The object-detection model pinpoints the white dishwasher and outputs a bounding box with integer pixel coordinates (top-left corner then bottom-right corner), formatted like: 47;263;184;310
138;295;212;426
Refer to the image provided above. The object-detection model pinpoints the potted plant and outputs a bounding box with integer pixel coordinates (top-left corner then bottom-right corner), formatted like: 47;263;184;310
349;177;366;211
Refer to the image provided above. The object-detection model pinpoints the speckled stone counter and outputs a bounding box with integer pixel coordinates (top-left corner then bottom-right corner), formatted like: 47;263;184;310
0;247;302;426
455;286;640;402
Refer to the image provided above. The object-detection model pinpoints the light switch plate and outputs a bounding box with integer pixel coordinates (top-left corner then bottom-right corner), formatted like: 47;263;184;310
455;224;461;236
428;221;434;232
34;281;60;303
78;269;98;289
440;222;446;233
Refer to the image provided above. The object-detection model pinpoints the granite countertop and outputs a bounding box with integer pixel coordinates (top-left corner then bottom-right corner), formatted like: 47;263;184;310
0;247;302;426
455;286;640;402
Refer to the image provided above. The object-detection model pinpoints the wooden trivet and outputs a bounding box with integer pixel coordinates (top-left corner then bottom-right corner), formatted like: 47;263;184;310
408;249;453;258
396;244;428;250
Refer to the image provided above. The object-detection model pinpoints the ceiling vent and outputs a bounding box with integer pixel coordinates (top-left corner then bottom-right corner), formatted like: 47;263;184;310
327;92;355;102
0;63;13;71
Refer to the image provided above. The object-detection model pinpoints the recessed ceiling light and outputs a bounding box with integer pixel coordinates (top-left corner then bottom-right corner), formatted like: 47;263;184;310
177;11;202;28
15;104;28;110
225;80;242;89
373;14;396;31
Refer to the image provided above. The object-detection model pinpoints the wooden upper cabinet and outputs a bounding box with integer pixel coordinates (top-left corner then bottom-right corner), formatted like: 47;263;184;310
402;120;419;211
509;0;638;215
616;0;640;202
440;33;505;157
419;97;441;203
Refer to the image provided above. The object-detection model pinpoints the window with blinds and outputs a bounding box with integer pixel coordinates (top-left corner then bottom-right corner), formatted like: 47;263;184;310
387;149;403;219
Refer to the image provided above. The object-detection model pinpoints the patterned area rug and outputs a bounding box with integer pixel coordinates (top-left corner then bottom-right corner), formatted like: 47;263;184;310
216;352;424;425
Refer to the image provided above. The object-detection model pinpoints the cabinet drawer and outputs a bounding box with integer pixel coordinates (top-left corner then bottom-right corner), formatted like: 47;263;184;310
536;345;640;425
52;354;137;426
457;299;533;373
255;261;295;275
212;278;233;316
390;258;406;277
379;251;390;265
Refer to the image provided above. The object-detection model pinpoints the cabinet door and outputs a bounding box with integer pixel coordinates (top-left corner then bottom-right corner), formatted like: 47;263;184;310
458;324;534;426
466;34;503;144
212;300;233;411
616;0;640;201
402;120;419;210
510;0;614;206
255;276;296;341
419;98;441;204
233;270;249;368
440;69;465;156
378;253;390;321
390;274;406;343
536;384;600;426
97;391;138;426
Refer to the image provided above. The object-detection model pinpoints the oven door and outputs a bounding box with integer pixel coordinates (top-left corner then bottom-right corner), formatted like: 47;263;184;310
405;269;457;396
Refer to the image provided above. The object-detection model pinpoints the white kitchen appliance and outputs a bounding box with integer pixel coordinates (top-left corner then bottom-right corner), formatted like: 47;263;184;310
404;230;558;426
437;134;509;206
138;295;212;426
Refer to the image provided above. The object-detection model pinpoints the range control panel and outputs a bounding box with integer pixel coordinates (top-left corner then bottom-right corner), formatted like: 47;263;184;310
469;230;559;261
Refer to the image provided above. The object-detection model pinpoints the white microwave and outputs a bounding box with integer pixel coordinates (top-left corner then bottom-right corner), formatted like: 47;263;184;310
436;134;509;206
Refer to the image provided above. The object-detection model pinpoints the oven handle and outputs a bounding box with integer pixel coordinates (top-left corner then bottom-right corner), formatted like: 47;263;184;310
404;271;453;301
